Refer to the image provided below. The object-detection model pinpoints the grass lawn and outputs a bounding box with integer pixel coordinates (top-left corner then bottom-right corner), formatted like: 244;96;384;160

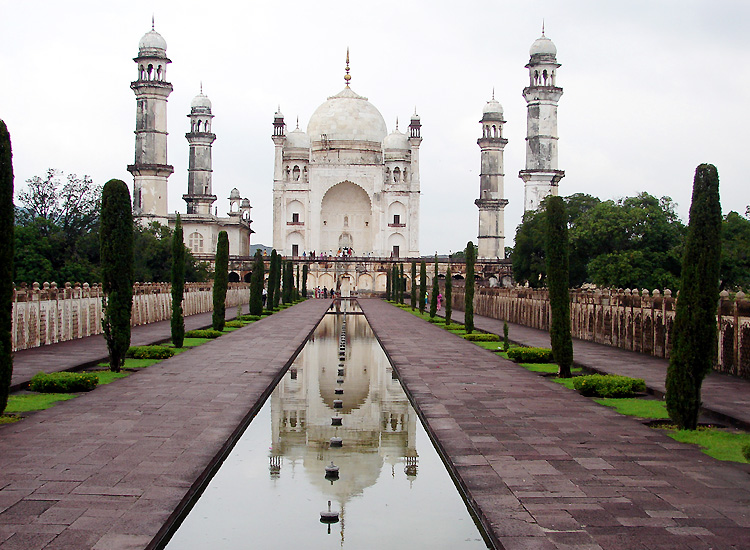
594;397;669;419
98;358;161;369
5;393;76;413
552;377;577;390
519;363;582;374
667;428;750;463
474;342;505;351
91;370;131;385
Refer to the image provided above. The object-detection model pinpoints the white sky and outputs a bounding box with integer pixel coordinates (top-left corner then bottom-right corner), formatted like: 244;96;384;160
2;0;748;255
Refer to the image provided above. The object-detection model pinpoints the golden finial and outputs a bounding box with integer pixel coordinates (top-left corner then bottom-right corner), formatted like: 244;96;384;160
344;48;351;87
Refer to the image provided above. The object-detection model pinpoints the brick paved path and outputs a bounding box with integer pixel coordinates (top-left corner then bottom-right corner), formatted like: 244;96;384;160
10;305;250;391
363;300;750;550
443;308;750;430
0;300;331;550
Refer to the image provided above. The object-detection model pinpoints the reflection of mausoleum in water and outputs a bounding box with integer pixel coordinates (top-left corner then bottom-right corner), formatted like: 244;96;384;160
269;311;418;505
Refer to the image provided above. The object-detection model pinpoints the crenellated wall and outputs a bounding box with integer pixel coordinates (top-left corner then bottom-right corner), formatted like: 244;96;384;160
11;282;250;352
451;286;750;380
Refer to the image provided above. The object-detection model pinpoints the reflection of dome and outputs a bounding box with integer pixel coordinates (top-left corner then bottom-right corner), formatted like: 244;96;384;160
307;87;387;143
482;99;503;118
383;129;410;151
191;93;212;111
530;35;556;57
286;128;310;149
139;29;167;52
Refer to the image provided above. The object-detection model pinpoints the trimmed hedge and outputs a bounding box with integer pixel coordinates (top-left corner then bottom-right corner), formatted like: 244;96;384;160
185;329;223;339
30;371;98;393
573;374;646;398
443;324;464;331
240;315;262;322
742;443;750;462
224;320;245;328
507;347;553;363
428;317;446;324
127;346;176;359
463;333;501;342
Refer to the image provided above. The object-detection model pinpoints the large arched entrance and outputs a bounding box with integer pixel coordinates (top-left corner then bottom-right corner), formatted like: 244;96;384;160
320;181;372;255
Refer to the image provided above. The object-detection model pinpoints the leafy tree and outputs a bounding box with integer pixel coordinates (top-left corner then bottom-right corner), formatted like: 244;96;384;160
430;255;439;318
249;249;264;315
445;265;452;324
410;262;417;310
212;231;229;331
465;241;475;333
171;214;185;348
302;264;308;298
100;179;134;372
267;250;278;310
419;261;426;314
720;211;750;290
545;196;573;377
666;164;722;430
0;120;14;413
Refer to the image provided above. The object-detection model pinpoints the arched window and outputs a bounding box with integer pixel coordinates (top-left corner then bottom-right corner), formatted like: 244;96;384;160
147;64;153;80
543;69;548;85
293;165;300;181
285;166;291;180
302;166;308;182
384;167;390;183
188;232;204;253
393;167;401;183
157;65;162;80
343;215;349;228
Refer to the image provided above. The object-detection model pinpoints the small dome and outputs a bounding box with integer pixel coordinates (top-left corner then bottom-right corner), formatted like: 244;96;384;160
241;198;251;208
229;188;240;199
530;35;556;57
139;29;167;53
286;128;310;149
307;87;387;143
191;93;212;111
411;112;420;121
482;99;503;117
383;129;410;151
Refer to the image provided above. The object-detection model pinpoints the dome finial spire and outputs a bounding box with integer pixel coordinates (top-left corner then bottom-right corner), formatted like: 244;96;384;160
395;117;399;131
296;116;299;130
542;19;545;37
492;87;495;101
200;81;203;95
344;47;351;87
152;14;155;30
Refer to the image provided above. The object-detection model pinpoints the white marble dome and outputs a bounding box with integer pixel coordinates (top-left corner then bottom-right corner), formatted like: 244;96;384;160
139;29;167;52
307;87;387;143
286;128;310;149
530;35;556;57
383;129;409;151
191;93;212;111
482;99;503;117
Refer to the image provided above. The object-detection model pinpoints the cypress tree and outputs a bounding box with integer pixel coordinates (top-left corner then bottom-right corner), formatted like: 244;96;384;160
272;253;282;308
503;321;510;352
283;260;293;304
445;265;452;325
249;249;264;315
419;260;427;314
385;265;391;301
430;254;439;318
212;231;229;331
666;164;722;430
302;264;308;298
394;264;400;302
410;262;417;310
0;120;14;413
171;214;185;348
465;241;475;333
545;196;573;377
100;179;134;373
296;264;301;301
399;263;405;304
267;250;277;310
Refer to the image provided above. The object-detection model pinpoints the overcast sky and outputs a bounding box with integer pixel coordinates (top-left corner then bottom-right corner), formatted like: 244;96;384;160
2;0;748;255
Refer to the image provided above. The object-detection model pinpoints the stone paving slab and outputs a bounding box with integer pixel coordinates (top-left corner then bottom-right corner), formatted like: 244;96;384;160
10;305;250;391
443;307;750;430
362;300;750;550
0;299;331;550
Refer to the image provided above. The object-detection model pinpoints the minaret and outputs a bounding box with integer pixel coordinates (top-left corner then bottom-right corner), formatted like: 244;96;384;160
519;26;564;211
128;21;173;222
475;93;508;259
183;87;217;216
271;107;286;251
408;110;422;256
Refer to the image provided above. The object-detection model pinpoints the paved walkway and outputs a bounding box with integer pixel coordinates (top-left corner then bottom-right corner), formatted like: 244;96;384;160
0;300;332;550
441;307;750;430
10;305;250;391
362;300;750;550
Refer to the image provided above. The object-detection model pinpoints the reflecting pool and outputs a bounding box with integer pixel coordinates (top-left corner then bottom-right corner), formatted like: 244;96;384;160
164;307;489;549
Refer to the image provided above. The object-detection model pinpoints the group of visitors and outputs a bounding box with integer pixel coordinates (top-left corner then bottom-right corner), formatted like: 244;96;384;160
301;248;355;259
313;286;337;299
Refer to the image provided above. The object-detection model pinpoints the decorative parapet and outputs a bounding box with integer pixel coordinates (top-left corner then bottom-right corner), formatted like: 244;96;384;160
11;282;250;352
450;286;750;380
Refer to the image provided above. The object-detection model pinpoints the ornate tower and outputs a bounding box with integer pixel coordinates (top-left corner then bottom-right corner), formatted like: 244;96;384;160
475;94;508;259
519;27;564;211
183;88;216;216
128;22;173;222
407;111;422;256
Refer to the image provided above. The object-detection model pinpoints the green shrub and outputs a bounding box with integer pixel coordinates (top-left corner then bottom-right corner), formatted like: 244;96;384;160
241;315;262;322
573;374;646;398
507;347;553;363
742;443;750;462
443;323;464;331
126;346;176;359
428;317;445;324
463;333;500;342
225;320;245;328
185;329;223;339
30;371;99;393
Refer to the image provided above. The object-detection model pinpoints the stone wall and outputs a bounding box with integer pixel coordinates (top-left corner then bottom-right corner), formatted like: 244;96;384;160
451;286;750;380
11;282;250;352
